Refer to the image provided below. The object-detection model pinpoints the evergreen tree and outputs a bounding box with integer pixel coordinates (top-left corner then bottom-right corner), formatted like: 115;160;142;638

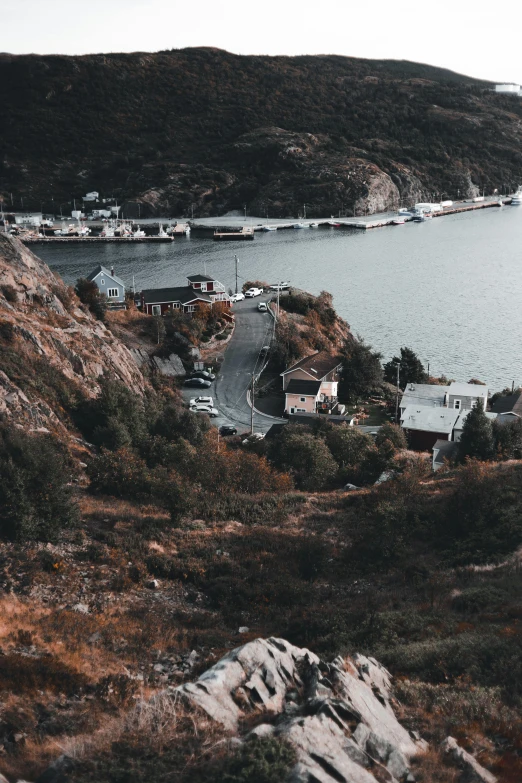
338;339;383;402
458;404;494;463
383;347;427;388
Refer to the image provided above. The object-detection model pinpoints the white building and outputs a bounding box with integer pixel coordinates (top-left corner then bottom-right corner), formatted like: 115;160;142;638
399;382;488;417
495;83;521;94
83;191;100;202
14;212;42;226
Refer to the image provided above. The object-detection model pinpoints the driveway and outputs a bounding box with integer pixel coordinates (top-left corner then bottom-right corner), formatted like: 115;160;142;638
182;295;285;435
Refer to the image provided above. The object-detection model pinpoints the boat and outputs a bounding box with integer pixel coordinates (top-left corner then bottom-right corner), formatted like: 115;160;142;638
309;222;319;228
293;223;306;229
511;186;522;205
392;217;406;225
398;210;414;217
133;225;146;238
328;220;342;227
261;225;277;232
413;214;425;223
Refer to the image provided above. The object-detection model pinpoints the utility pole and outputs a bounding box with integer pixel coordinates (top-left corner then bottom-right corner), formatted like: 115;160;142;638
244;204;247;222
303;204;306;219
234;254;239;295
395;362;400;423
250;373;255;434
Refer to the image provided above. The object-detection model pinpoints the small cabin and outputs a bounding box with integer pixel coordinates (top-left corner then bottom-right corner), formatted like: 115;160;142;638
87;265;126;303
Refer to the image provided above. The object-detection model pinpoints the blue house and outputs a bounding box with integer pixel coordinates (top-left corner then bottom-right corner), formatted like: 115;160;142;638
87;265;126;304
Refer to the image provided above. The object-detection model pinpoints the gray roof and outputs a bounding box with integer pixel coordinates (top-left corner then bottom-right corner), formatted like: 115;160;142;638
401;405;460;435
286;379;322;396
491;393;521;414
86;265;125;288
433;440;458;464
453;409;497;432
141;286;212;305
447;382;488;399
187;274;214;283
400;383;447;410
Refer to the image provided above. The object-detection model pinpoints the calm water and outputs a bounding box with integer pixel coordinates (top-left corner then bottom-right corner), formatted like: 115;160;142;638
37;208;522;390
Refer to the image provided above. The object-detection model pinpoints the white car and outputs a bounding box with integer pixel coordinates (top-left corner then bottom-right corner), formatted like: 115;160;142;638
242;432;265;445
189;396;214;407
245;287;263;297
230;292;245;303
258;302;268;312
269;282;290;291
189;404;218;418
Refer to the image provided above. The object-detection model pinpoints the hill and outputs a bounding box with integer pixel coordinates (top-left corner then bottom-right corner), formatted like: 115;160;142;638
1;48;522;216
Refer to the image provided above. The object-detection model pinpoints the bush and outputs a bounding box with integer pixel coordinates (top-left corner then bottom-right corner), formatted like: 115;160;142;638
0;425;78;542
75;277;107;320
217;737;296;783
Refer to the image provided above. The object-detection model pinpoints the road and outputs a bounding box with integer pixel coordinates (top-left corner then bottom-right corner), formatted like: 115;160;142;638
182;294;284;435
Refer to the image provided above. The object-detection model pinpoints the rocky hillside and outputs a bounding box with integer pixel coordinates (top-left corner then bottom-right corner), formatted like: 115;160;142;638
0;234;143;440
1;48;522;216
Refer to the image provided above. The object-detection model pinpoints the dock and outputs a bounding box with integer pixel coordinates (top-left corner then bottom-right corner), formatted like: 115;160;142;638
20;235;175;244
213;227;255;241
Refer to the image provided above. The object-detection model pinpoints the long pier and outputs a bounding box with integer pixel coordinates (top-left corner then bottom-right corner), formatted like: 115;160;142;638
20;235;174;244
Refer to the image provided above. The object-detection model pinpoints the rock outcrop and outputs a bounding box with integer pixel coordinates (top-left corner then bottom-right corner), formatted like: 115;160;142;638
0;234;144;435
442;737;497;783
174;637;427;783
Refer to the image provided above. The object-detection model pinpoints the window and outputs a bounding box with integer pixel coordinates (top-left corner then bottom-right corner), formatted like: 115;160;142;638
300;397;307;403
107;288;118;298
151;305;161;316
172;302;181;309
201;283;207;292
186;305;196;312
101;278;105;285
454;399;461;410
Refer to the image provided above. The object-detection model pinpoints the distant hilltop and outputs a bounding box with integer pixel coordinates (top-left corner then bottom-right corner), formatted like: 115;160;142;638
1;49;522;217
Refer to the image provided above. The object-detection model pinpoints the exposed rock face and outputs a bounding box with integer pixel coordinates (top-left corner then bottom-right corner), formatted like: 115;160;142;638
0;234;144;435
442;737;497;783
174;637;426;783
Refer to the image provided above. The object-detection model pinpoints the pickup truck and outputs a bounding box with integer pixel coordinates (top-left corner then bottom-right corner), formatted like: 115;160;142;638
244;287;263;297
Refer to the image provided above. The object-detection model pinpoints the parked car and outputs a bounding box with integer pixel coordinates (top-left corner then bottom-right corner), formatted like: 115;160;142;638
257;302;268;312
189;396;214;407
219;425;238;436
184;378;212;388
230;292;245;303
245;287;263;297
190;370;216;381
269;282;290;291
190;405;218;418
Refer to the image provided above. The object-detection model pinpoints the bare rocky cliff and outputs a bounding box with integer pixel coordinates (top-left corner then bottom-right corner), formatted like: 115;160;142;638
0;234;144;437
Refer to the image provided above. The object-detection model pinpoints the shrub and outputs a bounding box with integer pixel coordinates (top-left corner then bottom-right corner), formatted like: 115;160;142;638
269;424;337;490
375;422;407;450
75;277;107;320
0;425;78;542
86;447;152;499
217;737;296;783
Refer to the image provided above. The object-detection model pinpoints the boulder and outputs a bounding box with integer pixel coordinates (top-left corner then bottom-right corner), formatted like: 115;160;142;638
151;353;186;377
442;736;497;783
172;637;426;782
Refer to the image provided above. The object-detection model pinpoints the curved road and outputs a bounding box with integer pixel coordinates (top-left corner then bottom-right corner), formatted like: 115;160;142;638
182;295;284;435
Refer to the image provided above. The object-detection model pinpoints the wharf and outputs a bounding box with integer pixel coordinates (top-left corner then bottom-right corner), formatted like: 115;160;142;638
213;227;255;241
20;236;174;244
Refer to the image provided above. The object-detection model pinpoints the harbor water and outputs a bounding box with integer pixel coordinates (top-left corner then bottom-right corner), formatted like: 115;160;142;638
36;207;522;390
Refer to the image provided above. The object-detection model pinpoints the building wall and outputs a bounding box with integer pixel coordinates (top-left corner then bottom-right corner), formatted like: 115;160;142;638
283;369;314;391
94;273;125;302
447;394;486;411
284;393;317;414
320;380;338;397
406;429;449;452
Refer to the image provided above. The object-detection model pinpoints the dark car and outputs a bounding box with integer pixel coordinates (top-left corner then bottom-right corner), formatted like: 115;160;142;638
190;370;216;381
219;425;238;436
184;378;212;388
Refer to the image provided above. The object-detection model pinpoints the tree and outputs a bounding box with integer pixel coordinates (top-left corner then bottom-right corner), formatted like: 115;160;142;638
269;424;337;490
458;405;494;463
325;426;374;469
338;339;383;402
383;347;427;388
493;417;522;460
75;278;106;321
375;422;407;451
0;426;78;541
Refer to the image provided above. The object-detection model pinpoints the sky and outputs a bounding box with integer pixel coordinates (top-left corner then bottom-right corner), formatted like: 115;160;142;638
2;0;520;86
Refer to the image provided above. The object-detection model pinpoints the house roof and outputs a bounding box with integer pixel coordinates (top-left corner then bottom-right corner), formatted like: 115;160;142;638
86;265;125;288
453;409;497;431
401;405;460;435
447;382;488;399
286;379;322;396
433;440;459;464
187;274;214;283
141;286;212;306
400;383;447;409
288;412;355;426
265;423;288;439
281;351;342;379
491;393;521;414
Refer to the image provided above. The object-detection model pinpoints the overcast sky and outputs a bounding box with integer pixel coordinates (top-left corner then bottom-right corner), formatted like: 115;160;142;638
2;0;520;86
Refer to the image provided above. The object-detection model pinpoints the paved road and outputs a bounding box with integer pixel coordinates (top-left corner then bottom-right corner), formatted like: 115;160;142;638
182;295;284;435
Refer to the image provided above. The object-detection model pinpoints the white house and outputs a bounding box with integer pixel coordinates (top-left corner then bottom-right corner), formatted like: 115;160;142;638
87;265;126;304
14;212;42;226
83;191;100;202
400;382;488;418
495;83;521;94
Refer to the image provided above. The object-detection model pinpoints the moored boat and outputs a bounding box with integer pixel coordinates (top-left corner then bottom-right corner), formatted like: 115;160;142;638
309;222;319;228
293;223;306;229
392;217;406;225
261;225;277;231
511;186;522;205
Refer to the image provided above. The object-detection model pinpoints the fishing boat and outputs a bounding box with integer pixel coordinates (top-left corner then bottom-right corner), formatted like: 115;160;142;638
392;217;406;225
261;225;277;232
328;220;342;227
511;186;522;205
413;214;425;223
309;222;319;228
293;223;306;229
133;225;146;238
